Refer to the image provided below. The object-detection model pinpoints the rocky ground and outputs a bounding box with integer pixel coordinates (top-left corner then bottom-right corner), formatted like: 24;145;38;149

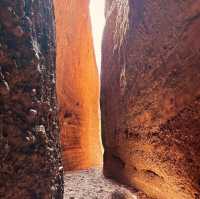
64;168;151;199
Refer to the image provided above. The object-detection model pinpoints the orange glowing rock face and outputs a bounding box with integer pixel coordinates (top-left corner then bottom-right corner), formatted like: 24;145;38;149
54;0;102;171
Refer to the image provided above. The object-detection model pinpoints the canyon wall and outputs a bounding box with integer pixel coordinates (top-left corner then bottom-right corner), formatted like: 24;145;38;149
54;0;102;171
0;0;63;198
101;0;200;198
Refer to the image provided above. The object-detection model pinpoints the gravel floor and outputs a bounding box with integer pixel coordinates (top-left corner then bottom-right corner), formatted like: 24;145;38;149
64;168;151;199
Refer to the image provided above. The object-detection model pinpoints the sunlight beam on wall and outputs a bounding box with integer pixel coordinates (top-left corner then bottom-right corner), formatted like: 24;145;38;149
90;0;106;72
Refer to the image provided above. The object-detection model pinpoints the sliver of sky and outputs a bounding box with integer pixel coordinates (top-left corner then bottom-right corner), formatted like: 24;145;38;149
90;0;106;72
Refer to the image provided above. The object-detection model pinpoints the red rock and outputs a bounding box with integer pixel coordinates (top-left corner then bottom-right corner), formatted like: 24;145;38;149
101;1;200;198
0;1;63;198
54;0;102;171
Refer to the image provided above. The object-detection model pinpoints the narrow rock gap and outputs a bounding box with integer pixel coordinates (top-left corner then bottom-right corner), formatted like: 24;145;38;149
1;0;199;198
54;0;148;198
89;0;106;73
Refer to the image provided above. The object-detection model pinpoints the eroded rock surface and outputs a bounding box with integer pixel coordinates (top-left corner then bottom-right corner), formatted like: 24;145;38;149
101;1;200;198
0;0;63;198
54;0;102;171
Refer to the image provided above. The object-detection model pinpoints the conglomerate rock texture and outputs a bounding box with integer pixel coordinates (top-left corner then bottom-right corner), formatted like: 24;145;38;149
0;0;63;198
101;1;200;198
54;0;102;171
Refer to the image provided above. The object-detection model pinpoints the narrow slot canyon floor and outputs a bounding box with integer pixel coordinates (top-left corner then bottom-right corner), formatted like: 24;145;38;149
64;168;151;199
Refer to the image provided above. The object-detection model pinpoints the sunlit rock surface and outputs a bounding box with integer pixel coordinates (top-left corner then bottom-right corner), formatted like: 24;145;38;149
0;0;63;198
54;0;102;171
101;1;200;198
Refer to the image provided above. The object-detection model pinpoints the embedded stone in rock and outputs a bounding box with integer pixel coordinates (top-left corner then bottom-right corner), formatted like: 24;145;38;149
0;0;63;198
109;191;135;199
54;0;102;171
101;1;200;198
0;80;10;95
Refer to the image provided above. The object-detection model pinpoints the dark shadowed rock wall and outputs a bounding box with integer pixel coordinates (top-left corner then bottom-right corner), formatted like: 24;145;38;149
0;0;63;198
101;0;200;198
